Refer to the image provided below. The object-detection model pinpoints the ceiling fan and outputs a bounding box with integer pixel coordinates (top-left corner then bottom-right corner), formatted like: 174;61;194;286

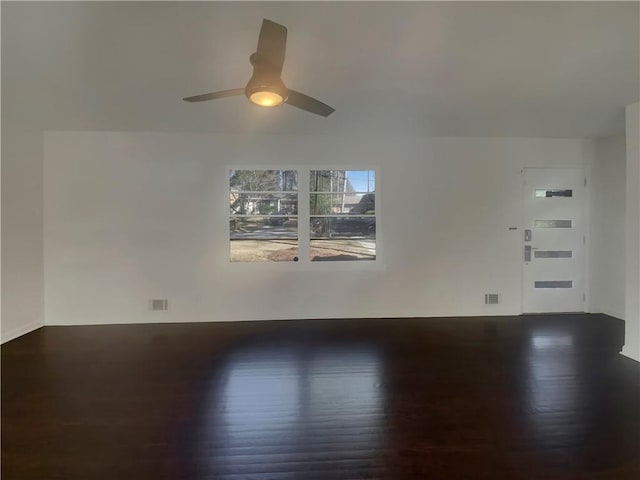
183;19;335;117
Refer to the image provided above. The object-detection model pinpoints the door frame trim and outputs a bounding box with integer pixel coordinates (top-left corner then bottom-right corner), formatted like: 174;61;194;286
520;165;591;315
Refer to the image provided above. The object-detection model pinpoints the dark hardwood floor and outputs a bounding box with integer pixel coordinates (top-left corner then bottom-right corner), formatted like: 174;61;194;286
2;314;639;479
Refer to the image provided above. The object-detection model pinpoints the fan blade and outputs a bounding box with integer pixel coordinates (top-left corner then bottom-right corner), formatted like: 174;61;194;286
285;90;335;117
256;19;287;73
183;88;245;102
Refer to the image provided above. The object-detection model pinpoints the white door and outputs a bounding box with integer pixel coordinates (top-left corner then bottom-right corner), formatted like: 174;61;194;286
522;167;586;313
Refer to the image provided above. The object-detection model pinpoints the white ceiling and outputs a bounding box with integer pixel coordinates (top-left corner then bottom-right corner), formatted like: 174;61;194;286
2;1;638;137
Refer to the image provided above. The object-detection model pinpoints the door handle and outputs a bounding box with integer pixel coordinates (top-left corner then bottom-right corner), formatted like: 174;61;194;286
524;229;532;242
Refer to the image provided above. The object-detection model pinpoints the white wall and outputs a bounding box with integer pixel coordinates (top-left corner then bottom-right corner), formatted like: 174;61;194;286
625;102;640;361
1;126;45;342
43;131;594;326
590;135;626;319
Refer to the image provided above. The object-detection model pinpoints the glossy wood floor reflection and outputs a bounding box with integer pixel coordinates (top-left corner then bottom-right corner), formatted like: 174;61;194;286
2;315;639;479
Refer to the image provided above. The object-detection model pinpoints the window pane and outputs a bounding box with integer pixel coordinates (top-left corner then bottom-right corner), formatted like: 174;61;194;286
534;250;573;258
535;189;573;198
310;193;375;215
230;240;298;262
534;280;573;288
534;220;572;228
230;170;298;192
230;215;298;262
310;217;376;261
310;170;375;193
310;216;376;239
310;240;376;261
230;193;298;216
230;216;298;240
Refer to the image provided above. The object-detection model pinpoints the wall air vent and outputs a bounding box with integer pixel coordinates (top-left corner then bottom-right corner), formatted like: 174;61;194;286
151;299;168;311
485;294;500;305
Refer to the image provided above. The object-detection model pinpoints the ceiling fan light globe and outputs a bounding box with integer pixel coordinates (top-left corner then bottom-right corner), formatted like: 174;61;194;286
249;90;285;107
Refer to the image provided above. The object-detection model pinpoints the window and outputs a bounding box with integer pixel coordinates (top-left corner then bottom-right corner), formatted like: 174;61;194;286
534;219;572;228
535;189;573;198
229;170;298;262
229;169;377;263
309;170;376;261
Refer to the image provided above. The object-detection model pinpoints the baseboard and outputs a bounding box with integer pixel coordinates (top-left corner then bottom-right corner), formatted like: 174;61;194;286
600;309;625;321
621;348;640;363
1;319;44;344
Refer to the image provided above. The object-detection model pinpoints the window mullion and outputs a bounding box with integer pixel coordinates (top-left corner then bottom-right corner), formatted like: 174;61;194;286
298;167;310;264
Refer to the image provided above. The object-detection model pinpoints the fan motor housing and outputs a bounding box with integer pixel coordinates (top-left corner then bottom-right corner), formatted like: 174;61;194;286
245;58;288;105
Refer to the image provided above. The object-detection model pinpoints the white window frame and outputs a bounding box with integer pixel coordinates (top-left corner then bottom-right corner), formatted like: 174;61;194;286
227;166;382;270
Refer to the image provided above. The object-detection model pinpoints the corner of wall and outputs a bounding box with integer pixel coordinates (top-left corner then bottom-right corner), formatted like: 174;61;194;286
1;126;45;344
624;101;640;362
589;134;627;322
1;315;44;344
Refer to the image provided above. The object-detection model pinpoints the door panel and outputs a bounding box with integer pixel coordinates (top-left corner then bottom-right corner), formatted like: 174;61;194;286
522;168;585;313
